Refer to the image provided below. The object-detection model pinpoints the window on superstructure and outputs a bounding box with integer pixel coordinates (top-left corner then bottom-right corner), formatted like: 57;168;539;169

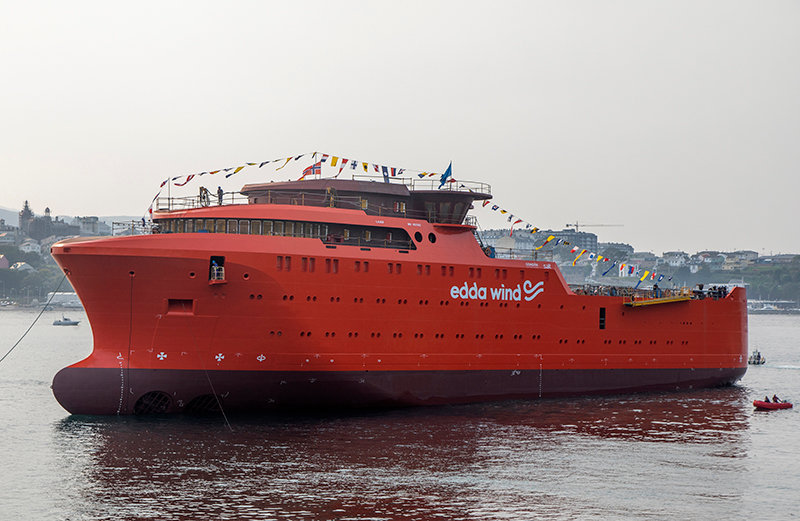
263;220;274;235
215;219;225;233
425;202;436;222
305;223;313;238
439;202;451;221
227;220;237;234
250;220;261;235
185;219;194;233
285;256;291;271
302;257;308;272
453;202;465;220
239;220;250;234
284;222;294;237
177;220;185;233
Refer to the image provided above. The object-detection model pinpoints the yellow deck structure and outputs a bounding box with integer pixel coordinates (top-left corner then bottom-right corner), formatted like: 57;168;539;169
625;287;694;307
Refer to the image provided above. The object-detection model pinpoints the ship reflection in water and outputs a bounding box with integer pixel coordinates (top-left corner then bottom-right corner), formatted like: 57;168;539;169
53;388;750;520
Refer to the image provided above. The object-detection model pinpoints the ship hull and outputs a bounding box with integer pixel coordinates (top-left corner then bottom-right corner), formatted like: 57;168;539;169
50;206;748;415
53;365;747;415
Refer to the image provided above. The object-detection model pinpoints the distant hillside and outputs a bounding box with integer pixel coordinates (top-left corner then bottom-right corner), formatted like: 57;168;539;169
98;215;142;224
0;205;139;229
0;206;18;225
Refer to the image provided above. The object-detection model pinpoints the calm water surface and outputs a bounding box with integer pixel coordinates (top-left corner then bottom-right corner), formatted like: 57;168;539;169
0;309;798;520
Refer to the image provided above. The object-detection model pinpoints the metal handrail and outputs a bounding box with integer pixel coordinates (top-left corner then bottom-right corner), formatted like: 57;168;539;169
111;221;155;236
346;174;491;195
154;189;479;225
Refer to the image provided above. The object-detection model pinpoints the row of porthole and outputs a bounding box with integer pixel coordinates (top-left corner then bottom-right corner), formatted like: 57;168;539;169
413;231;437;244
269;295;543;311
600;339;688;345
266;332;688;344
281;331;550;340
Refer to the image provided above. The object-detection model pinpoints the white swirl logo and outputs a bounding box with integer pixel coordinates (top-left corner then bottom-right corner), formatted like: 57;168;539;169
523;280;544;301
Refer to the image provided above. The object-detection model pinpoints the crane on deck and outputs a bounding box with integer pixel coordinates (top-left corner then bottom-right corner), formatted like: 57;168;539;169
566;222;624;233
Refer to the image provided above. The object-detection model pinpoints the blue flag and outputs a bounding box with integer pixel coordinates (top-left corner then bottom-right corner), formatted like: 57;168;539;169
601;261;617;276
439;161;452;188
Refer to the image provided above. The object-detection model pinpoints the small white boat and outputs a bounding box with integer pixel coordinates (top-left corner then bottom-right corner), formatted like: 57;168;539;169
748;349;765;365
53;316;79;326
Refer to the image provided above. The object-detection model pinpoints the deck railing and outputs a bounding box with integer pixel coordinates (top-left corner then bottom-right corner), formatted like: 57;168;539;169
154;188;482;225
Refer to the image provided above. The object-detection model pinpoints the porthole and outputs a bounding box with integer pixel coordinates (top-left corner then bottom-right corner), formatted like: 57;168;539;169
414;231;423;242
428;233;436;243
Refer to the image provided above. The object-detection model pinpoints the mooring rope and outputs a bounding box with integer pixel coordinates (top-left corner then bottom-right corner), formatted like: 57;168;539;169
0;273;68;365
190;314;233;432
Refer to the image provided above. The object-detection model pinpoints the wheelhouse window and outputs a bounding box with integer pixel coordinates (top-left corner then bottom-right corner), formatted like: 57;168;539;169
152;218;413;250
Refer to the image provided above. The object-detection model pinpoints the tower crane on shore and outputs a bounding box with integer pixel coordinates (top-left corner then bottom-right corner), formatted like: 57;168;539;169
566;222;624;233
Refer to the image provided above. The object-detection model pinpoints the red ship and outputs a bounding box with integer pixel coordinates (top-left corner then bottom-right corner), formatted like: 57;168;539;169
50;175;748;415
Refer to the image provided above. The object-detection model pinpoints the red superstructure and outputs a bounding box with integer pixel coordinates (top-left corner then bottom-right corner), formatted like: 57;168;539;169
50;176;748;415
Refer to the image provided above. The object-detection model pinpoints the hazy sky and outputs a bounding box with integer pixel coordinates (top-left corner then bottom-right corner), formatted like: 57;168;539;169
2;1;798;255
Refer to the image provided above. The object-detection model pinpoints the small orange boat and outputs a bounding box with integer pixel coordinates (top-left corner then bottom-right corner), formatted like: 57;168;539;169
753;400;793;410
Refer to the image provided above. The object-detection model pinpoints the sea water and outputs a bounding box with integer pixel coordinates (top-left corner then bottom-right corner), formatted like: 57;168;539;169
0;309;797;520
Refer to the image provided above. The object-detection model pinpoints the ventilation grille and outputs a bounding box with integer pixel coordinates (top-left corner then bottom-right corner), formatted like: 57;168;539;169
133;391;172;414
185;394;222;413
